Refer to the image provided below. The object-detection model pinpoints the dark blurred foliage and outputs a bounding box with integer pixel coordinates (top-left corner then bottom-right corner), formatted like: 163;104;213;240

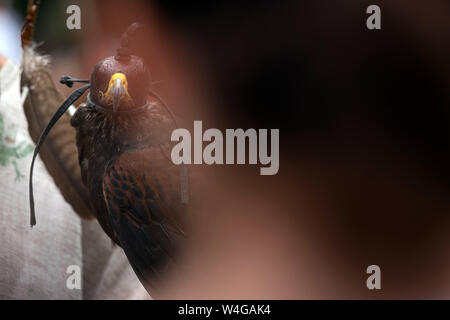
149;0;450;189
12;0;78;52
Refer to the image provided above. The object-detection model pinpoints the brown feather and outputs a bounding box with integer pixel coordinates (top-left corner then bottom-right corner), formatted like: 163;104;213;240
71;99;187;292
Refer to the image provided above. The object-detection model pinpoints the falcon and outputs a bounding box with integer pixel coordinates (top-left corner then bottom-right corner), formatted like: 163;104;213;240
29;23;189;295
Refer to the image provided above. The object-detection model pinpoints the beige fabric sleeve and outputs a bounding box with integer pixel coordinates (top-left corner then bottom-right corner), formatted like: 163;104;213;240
0;59;148;300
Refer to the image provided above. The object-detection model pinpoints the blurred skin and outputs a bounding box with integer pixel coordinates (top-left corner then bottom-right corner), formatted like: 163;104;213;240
0;53;5;68
139;1;450;299
18;0;450;298
123;1;450;299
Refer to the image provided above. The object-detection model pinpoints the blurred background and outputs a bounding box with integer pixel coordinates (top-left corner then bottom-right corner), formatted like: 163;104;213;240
1;0;450;299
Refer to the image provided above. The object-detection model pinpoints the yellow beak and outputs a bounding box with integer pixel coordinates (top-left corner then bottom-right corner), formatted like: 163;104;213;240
103;73;132;112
